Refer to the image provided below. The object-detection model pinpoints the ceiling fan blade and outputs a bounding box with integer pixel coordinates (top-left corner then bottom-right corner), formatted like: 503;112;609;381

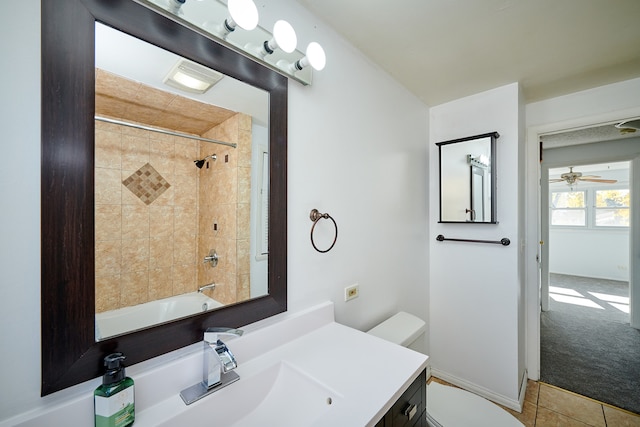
579;175;601;179
579;178;617;183
549;179;565;183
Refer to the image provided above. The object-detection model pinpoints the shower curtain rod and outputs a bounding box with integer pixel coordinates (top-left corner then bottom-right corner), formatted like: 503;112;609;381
95;116;237;148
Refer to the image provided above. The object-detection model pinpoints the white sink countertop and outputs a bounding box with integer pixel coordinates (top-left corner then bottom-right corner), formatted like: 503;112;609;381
136;303;429;426
5;302;428;427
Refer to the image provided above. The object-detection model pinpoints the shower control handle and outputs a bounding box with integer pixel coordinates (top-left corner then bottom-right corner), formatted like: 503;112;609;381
203;249;219;268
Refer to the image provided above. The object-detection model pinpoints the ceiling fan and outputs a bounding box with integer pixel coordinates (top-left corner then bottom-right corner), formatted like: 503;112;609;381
549;166;617;186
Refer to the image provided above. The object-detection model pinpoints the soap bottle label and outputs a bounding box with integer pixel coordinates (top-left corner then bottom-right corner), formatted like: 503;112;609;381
95;387;134;427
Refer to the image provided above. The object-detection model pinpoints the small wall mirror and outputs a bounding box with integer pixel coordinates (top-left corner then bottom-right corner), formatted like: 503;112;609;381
436;132;499;223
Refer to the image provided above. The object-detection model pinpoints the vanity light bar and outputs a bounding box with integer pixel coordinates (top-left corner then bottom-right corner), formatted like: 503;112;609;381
467;154;489;168
142;0;325;85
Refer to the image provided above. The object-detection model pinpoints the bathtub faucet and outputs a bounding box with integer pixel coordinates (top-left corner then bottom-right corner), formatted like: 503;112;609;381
198;283;216;293
179;327;244;405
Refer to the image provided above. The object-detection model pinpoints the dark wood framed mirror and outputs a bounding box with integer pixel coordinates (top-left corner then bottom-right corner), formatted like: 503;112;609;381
41;0;287;395
436;132;499;223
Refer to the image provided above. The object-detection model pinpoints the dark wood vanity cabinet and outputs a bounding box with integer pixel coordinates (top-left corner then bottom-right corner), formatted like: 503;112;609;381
375;369;427;427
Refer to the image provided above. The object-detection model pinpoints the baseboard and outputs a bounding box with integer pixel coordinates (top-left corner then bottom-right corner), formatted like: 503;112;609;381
430;368;523;412
518;369;528;412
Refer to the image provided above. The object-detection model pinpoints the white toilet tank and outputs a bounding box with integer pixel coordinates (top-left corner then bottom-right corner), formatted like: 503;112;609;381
367;312;426;352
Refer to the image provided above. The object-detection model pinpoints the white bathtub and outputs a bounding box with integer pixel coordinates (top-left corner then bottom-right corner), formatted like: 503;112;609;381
96;292;224;340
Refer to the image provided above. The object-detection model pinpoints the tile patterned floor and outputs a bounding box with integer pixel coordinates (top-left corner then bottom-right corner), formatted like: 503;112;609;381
429;377;640;426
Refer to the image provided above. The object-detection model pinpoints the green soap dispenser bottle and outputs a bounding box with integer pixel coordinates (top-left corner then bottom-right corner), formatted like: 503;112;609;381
94;353;135;427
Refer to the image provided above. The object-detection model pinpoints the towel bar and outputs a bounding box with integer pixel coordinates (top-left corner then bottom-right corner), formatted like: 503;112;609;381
436;234;510;246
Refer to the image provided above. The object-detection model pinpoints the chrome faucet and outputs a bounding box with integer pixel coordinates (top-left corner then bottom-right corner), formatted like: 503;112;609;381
179;327;244;405
203;327;243;387
198;283;216;293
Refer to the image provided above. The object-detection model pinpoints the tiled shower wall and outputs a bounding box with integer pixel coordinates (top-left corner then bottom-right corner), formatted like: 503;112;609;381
94;113;251;312
197;114;253;305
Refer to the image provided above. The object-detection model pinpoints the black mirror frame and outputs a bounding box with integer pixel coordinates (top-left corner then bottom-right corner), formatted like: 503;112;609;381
41;0;287;396
436;132;499;224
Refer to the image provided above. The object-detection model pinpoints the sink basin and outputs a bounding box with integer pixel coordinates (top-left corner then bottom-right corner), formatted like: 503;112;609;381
159;361;341;426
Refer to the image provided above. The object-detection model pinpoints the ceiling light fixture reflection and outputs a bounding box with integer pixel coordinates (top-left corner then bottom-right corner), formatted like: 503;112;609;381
249;20;297;58
163;59;224;94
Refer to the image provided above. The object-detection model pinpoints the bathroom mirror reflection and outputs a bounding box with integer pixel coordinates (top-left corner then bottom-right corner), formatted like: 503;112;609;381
437;132;499;223
94;24;270;340
41;0;287;395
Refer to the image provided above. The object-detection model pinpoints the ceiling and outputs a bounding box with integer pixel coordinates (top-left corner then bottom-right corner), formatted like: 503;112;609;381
540;122;638;149
296;0;640;106
96;2;640;145
96;23;269;130
95;69;236;135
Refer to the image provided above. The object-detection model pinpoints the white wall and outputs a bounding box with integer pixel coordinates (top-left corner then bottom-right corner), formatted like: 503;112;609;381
547;165;631;282
428;83;525;409
0;0;429;422
549;229;629;281
526;77;640;128
0;0;42;422
280;0;430;332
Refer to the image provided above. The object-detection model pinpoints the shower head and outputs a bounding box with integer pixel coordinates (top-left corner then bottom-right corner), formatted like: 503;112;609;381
194;154;217;169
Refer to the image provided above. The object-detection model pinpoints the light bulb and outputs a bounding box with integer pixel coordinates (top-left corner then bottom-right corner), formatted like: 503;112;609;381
304;42;326;70
278;42;326;73
272;20;297;53
228;0;259;31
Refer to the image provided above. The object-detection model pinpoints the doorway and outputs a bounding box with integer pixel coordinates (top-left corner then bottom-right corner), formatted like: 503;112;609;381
525;96;640;412
537;129;640;329
538;156;637;412
542;160;631;311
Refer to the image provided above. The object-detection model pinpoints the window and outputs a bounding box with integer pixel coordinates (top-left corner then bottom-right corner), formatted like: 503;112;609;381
256;148;269;259
550;188;630;228
595;189;630;227
550;191;586;226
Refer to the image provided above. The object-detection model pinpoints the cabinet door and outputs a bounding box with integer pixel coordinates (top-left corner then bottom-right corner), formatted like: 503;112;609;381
375;412;391;427
376;369;427;427
390;380;425;427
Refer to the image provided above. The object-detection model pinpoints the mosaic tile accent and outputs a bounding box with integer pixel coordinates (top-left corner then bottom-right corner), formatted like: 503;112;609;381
122;163;170;205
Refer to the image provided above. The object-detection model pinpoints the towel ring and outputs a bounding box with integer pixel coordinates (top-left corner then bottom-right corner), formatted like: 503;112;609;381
309;209;338;253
